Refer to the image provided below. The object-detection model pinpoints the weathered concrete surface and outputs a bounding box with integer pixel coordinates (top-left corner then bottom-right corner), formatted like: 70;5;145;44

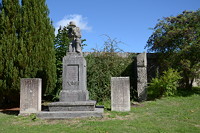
19;78;41;115
48;101;96;111
37;108;103;119
60;52;89;102
111;77;130;112
137;52;147;102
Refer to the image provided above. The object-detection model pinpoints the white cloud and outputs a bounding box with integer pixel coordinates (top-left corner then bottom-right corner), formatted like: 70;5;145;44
55;14;92;34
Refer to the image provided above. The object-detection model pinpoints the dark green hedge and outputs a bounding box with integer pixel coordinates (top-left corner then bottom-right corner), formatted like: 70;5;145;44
86;52;136;102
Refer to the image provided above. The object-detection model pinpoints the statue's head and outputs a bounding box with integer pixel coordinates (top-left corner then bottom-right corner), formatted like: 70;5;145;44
69;21;76;26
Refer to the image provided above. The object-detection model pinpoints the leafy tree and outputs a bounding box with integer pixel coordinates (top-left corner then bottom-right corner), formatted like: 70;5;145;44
146;10;200;90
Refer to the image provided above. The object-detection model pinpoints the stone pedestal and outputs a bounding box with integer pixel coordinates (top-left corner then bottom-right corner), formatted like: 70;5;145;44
137;52;147;102
60;53;89;102
37;53;103;119
20;78;41;115
111;77;130;112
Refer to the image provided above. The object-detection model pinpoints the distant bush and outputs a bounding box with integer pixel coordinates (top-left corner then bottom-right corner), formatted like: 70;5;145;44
86;52;135;102
148;68;182;98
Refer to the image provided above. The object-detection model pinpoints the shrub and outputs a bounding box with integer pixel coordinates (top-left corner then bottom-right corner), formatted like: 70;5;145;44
148;68;182;98
86;52;135;102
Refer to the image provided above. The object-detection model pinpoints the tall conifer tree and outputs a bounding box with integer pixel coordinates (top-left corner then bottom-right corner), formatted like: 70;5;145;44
20;0;56;95
0;0;20;104
0;0;56;105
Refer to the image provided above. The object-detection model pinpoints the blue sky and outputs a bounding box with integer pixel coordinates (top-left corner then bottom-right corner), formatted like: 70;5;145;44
46;0;200;52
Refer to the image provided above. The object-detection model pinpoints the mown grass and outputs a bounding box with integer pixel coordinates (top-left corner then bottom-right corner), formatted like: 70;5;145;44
0;93;200;133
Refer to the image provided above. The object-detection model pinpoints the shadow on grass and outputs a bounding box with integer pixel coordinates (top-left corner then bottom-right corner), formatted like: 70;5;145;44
176;87;200;97
0;105;50;116
147;87;200;101
0;108;19;116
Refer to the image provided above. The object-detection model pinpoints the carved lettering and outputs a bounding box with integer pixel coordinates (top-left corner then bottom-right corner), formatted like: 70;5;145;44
67;65;79;81
67;81;79;86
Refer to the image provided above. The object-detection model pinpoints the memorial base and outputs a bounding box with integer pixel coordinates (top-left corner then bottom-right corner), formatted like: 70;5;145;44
37;108;103;119
48;101;96;111
60;90;89;102
37;52;104;119
37;100;103;119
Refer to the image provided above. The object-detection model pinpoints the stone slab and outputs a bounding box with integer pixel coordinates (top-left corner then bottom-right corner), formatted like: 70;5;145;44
137;52;147;102
60;90;89;102
111;77;130;112
19;78;41;115
48;101;96;111
37;108;104;119
137;52;147;67
61;52;88;102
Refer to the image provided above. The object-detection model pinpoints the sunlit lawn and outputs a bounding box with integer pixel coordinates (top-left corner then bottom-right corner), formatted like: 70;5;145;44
0;91;200;133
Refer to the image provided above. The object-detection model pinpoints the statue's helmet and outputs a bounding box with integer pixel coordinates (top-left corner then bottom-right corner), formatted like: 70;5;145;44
69;21;76;26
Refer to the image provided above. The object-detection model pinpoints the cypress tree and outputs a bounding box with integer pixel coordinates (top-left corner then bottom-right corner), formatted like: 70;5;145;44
20;0;56;96
0;0;21;105
0;0;56;105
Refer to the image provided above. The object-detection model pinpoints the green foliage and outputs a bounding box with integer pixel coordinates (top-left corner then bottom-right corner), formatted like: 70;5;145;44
86;53;135;102
0;0;56;104
148;68;182;98
86;36;136;102
86;37;135;102
0;0;21;104
53;26;70;100
96;100;111;110
146;9;200;90
20;0;56;95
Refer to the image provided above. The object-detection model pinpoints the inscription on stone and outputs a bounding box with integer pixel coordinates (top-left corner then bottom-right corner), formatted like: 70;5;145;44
67;65;79;81
67;81;79;86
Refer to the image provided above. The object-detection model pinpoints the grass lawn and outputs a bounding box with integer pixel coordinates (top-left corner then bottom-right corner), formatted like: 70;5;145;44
0;93;200;133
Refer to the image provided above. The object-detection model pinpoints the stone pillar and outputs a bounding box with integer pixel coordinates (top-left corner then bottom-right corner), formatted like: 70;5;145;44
111;77;130;112
137;52;147;102
20;78;42;115
60;52;89;102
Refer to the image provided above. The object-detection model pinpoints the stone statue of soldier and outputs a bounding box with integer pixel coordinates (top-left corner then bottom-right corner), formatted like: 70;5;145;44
67;21;82;53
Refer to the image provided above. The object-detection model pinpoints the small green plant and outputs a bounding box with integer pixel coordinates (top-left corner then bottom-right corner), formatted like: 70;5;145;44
148;68;182;98
29;114;37;121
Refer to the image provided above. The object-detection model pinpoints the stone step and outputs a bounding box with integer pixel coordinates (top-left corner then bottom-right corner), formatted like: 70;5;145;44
37;108;103;119
48;101;96;111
